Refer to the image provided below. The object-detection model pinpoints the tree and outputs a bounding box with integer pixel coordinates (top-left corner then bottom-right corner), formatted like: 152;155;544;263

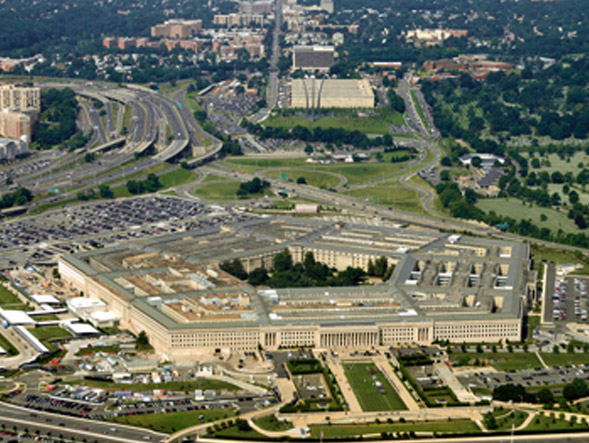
569;190;580;204
248;268;269;286
296;176;307;184
537;387;554;404
304;144;313;155
137;330;149;347
99;184;114;199
273;249;293;272
567;341;576;353
563;378;589;401
471;156;482;168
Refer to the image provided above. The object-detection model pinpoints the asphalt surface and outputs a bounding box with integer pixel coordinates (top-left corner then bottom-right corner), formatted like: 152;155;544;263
0;401;167;442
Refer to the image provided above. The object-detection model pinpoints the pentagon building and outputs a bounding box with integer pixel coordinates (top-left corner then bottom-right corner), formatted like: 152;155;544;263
58;218;535;359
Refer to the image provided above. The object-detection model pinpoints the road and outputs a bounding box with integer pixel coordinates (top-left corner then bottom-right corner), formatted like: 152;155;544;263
250;0;281;123
0;401;166;442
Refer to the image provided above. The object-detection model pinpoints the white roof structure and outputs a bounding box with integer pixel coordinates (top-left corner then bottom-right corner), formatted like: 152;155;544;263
90;311;119;323
65;322;100;335
31;294;61;305
0;345;5;354
0;309;35;325
67;297;107;310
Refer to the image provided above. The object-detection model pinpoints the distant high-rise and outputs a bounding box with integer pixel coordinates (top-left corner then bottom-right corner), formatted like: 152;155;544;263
320;0;334;13
151;19;203;39
0;84;40;112
0;111;31;140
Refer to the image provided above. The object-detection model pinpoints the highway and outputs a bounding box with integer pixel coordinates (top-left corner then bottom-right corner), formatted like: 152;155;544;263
0;401;166;442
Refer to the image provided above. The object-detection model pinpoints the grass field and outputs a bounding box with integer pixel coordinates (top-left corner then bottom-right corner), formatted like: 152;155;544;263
222;157;407;185
310;419;479;438
344;185;426;215
62;378;240;392
264;168;341;189
0;285;24;307
450;352;542;370
158;168;199;188
528;151;587;176
254;415;294;432
524;413;589;432
0;332;18;356
30;326;73;341
488;409;529;431
343;363;407;411
531;244;589;276
193;181;245;200
476;198;579;233
539;353;589;367
264;109;405;135
108;408;235;433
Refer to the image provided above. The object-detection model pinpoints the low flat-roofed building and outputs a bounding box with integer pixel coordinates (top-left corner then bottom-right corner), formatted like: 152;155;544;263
30;294;61;305
0;309;35;325
65;322;100;336
290;78;374;109
89;311;120;328
58;218;535;360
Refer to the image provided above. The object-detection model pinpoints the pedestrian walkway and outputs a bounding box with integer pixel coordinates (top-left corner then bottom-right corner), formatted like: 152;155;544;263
376;357;420;411
326;359;363;413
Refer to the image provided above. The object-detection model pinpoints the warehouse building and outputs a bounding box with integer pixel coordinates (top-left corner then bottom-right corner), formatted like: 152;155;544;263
290;78;374;109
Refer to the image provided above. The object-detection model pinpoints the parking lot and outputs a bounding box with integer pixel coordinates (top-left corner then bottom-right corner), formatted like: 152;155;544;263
0;196;252;267
458;365;589;394
544;272;589;324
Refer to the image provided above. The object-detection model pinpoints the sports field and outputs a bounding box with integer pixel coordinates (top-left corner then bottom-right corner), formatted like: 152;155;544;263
343;363;407;411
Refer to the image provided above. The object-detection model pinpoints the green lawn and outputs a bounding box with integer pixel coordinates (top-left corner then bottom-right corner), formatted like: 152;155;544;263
476;198;579;233
343;363;407;412
539;353;589;367
193;181;244;200
32;314;59;322
30;326;73;341
264;168;341;189
531;243;589;276
254;415;294;432
158;168;199;188
529;151;587;176
108;408;235;433
223;157;407;185
209;424;267;440
201;173;235;183
264;109;405;135
524;413;589;432
490;409;529;431
344;185;425;214
0;332;19;356
28;198;79;216
310;419;480;438
450;352;542;370
61;378;240;392
0;285;23;307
